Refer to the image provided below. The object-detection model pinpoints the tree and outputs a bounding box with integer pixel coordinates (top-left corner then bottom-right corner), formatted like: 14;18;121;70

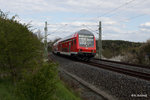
0;10;43;83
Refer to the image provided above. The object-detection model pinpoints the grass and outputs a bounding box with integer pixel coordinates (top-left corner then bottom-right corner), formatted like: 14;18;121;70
54;81;81;100
0;79;81;100
0;78;17;100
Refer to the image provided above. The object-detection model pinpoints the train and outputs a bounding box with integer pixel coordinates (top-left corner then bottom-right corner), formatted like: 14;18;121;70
52;29;96;61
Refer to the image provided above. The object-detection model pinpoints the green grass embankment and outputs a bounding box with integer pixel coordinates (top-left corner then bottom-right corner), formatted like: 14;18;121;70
0;79;17;100
54;82;81;100
0;79;81;100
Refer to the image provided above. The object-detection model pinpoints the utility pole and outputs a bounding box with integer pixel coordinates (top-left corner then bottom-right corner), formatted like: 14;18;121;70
44;21;48;59
98;21;102;59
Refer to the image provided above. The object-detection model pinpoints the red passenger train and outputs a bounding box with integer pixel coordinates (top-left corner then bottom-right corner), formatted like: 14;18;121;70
52;29;96;61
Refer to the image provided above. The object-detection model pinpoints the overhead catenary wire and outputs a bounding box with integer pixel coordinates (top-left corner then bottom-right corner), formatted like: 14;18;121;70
105;0;148;18
47;0;106;34
81;0;138;32
46;0;148;41
46;24;68;37
82;24;98;34
97;0;136;18
124;14;146;22
115;14;146;23
48;0;137;36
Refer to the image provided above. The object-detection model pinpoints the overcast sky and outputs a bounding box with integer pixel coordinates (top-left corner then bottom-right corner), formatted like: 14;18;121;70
0;0;150;42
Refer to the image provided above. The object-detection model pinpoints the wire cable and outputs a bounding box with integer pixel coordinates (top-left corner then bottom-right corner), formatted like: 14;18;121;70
46;24;68;37
82;24;98;34
97;0;136;19
117;14;146;22
105;0;148;18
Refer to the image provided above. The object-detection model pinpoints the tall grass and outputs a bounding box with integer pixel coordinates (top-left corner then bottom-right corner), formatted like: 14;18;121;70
0;79;81;100
0;78;17;100
54;82;81;100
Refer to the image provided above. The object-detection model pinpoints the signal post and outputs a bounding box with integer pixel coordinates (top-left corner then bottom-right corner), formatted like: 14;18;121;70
44;21;48;60
98;21;102;59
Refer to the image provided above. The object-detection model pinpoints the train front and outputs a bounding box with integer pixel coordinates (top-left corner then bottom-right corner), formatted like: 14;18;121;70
76;29;96;60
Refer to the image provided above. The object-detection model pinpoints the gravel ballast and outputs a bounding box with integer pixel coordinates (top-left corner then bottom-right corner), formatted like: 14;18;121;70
52;54;150;100
59;69;106;100
91;59;150;75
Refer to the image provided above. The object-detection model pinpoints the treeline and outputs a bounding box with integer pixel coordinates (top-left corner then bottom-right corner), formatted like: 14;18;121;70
96;40;150;66
96;40;143;58
121;40;150;66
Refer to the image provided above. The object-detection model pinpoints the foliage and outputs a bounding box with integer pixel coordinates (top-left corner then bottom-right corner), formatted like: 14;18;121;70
0;10;43;82
0;10;82;100
0;77;82;100
0;78;18;100
16;62;58;100
121;39;150;66
96;40;143;58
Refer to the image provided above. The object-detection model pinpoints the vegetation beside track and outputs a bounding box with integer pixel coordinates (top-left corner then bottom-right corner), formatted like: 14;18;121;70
0;78;81;100
96;40;143;58
0;10;81;100
121;40;150;66
96;40;150;66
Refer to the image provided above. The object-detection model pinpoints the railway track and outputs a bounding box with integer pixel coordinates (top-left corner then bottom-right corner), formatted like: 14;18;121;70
51;54;150;81
51;54;150;99
80;59;150;81
59;68;115;100
93;58;150;70
50;54;115;100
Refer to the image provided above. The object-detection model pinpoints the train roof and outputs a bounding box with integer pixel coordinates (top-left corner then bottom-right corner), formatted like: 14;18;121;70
77;29;94;35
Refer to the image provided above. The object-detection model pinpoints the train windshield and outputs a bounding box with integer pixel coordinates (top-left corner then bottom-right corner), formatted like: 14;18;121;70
79;35;94;47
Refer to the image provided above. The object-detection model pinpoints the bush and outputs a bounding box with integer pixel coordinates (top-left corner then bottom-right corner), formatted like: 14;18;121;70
16;62;58;100
0;10;43;82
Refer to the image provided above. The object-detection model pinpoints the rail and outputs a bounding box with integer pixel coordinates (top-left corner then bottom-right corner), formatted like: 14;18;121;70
80;60;150;81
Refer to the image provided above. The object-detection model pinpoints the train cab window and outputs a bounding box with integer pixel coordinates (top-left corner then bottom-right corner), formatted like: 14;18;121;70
79;35;94;47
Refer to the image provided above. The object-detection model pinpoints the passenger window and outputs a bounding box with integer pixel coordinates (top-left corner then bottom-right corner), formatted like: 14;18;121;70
71;41;73;46
74;40;76;44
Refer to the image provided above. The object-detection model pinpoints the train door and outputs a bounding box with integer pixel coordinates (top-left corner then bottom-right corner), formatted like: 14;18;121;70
71;40;73;51
60;44;62;51
73;39;76;51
